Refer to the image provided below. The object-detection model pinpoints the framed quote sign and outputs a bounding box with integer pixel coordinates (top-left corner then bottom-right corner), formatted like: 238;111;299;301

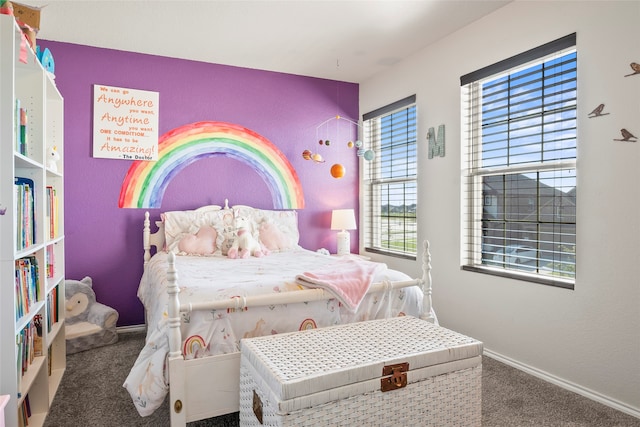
93;84;159;160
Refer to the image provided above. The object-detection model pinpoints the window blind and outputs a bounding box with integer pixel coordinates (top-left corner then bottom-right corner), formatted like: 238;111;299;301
362;96;417;258
461;36;577;288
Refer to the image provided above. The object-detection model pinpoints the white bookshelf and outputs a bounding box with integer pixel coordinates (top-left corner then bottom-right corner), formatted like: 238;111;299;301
0;14;65;427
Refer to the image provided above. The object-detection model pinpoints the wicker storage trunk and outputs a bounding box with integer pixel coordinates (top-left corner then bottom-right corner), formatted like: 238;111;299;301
239;316;482;426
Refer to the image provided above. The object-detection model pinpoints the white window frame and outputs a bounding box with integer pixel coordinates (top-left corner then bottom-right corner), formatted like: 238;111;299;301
461;34;577;289
362;95;417;259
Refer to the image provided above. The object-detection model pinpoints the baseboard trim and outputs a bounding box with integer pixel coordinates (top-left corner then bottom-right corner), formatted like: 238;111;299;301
483;348;640;420
116;324;146;334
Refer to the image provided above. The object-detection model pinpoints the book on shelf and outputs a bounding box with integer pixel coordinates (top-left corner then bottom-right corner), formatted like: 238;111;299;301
46;285;58;332
45;245;55;278
33;314;43;357
14;177;35;250
15;98;20;152
14;256;40;321
15;271;23;320
16;324;29;386
16;316;43;387
20;105;28;156
46;186;59;239
18;394;30;427
16;332;23;395
14;98;29;156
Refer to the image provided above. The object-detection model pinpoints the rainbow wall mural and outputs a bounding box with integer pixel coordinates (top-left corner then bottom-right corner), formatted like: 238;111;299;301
118;121;305;209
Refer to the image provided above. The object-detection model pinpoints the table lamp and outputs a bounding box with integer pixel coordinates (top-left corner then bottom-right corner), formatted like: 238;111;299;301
331;209;357;256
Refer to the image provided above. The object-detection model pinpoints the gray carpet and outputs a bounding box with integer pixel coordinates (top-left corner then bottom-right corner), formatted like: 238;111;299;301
43;331;640;426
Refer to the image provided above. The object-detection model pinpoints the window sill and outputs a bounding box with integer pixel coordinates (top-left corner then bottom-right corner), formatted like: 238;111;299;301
363;247;416;261
461;265;574;290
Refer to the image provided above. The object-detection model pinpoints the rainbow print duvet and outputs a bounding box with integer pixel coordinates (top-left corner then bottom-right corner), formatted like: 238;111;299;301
123;248;424;417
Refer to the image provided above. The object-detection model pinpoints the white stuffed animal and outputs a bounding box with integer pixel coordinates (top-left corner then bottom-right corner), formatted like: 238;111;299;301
227;214;269;259
47;145;60;172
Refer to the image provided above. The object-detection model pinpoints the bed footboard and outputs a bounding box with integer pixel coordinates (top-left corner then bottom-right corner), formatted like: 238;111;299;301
167;352;240;425
421;240;435;323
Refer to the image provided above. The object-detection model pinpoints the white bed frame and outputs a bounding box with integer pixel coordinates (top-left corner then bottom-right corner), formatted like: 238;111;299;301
142;208;435;426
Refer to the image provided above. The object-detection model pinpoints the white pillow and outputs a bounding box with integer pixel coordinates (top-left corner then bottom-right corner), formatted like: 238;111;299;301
162;206;233;253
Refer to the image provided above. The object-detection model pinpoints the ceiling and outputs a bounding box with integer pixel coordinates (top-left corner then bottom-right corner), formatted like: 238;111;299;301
31;0;511;83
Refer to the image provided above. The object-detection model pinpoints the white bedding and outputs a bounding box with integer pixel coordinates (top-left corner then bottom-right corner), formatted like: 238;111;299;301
123;248;425;417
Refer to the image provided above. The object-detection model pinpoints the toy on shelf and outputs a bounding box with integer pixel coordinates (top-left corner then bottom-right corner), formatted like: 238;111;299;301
47;145;60;172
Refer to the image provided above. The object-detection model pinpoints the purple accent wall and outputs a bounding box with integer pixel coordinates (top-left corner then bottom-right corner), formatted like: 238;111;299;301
39;41;359;326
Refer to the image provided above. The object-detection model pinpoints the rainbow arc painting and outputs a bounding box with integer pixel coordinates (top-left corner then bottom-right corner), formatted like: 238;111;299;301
118;121;304;209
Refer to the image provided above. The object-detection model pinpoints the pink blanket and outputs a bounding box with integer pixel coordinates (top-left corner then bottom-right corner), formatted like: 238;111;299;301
295;258;385;312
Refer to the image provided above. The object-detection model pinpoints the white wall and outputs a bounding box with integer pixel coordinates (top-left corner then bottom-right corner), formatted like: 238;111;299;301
360;0;640;416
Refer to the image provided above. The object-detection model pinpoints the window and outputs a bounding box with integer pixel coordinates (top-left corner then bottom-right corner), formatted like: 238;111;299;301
461;34;577;288
362;95;417;258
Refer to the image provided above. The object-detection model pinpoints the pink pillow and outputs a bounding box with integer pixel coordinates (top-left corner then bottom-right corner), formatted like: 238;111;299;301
177;225;218;255
259;222;295;251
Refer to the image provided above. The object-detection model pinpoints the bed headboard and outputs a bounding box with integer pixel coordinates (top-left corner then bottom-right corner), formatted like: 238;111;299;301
143;212;165;265
143;201;231;265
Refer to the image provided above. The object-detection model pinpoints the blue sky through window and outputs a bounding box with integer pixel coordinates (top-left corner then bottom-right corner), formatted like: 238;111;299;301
480;51;577;180
378;106;417;209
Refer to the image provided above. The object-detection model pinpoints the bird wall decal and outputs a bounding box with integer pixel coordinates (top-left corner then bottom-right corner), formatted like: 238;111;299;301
613;128;637;142
624;62;640;77
587;103;609;118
